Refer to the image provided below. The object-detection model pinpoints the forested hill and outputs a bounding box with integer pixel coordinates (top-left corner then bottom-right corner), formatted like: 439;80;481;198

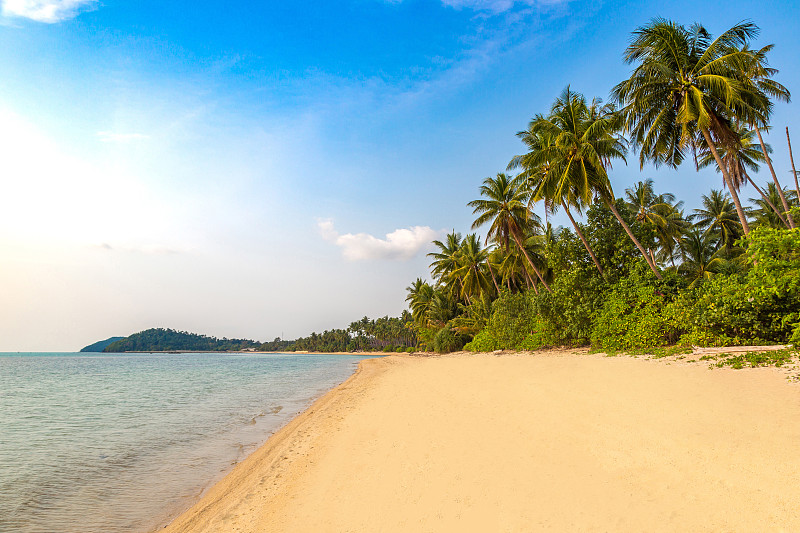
80;337;125;352
104;328;261;352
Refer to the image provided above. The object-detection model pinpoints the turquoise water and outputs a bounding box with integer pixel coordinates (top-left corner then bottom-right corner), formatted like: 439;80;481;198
0;352;372;533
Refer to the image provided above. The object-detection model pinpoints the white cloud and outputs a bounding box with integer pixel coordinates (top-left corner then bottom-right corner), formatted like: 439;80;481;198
318;219;439;261
1;0;96;23
396;0;570;13
96;131;150;143
441;0;516;11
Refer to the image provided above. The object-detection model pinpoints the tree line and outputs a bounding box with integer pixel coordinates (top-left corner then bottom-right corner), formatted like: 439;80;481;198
405;19;800;353
270;313;418;353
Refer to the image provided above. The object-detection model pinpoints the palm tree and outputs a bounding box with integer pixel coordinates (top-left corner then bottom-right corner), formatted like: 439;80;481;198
748;183;798;229
624;179;675;226
612;19;774;236
697;125;791;228
678;229;725;287
427;231;462;296
468;173;552;292
451;234;492;304
484;246;502;294
743;44;793;227
689;190;742;250
515;87;662;277
788;128;800;200
495;231;549;294
405;278;434;326
427;288;458;327
509;122;605;276
652;201;690;267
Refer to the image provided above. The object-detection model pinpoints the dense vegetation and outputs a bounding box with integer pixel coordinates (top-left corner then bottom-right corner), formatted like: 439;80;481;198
404;19;800;354
272;313;418;353
80;337;125;352
100;315;419;354
104;328;262;352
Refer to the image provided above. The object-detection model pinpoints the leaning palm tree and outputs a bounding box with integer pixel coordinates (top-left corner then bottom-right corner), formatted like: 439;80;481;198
689;190;742;250
742;44;794;227
612;19;775;236
495;231;549;294
697;124;791;228
515;87;662;278
467;173;552;292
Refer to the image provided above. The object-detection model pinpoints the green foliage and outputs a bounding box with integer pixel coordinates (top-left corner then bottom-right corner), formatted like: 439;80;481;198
433;327;469;353
698;348;797;369
464;329;500;352
591;265;687;350
260;337;293;352
679;227;800;345
480;290;534;349
677;329;744;348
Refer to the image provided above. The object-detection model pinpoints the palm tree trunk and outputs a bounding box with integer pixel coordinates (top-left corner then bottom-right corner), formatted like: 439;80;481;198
510;232;552;293
562;200;604;276
603;196;663;279
524;269;539;295
486;260;501;294
755;127;794;228
746;173;790;228
787;127;800;201
701;128;750;236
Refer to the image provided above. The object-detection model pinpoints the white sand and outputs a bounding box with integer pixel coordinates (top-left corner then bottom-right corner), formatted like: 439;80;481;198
161;351;800;532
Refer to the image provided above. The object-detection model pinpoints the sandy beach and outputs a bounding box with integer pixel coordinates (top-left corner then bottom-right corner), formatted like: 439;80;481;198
161;351;800;532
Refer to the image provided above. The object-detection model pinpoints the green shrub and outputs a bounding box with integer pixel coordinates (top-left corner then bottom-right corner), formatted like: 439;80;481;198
671;227;800;346
480;290;534;349
433;327;469;353
382;345;394;352
591;265;687;350
464;329;500;352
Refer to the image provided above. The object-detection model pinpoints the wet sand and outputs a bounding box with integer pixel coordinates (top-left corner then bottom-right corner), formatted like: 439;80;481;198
161;351;800;532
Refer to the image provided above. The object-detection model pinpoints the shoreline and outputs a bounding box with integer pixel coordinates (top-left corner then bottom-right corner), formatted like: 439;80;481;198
156;354;389;532
159;350;800;532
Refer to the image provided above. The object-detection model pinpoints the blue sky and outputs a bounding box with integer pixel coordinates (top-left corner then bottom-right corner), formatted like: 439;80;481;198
1;0;799;350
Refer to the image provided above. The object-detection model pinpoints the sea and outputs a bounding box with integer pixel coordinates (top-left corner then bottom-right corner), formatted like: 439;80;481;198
0;351;374;533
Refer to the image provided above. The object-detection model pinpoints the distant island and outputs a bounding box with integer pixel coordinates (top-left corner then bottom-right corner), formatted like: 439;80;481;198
80;337;125;352
99;328;262;353
82;316;419;354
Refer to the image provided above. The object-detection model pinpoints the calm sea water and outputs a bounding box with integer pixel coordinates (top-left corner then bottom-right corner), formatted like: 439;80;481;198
0;352;373;533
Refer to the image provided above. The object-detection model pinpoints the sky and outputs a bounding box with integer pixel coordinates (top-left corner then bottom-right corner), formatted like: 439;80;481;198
1;0;799;350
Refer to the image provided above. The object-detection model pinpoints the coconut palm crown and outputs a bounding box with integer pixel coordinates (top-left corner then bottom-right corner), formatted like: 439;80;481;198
612;19;775;235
